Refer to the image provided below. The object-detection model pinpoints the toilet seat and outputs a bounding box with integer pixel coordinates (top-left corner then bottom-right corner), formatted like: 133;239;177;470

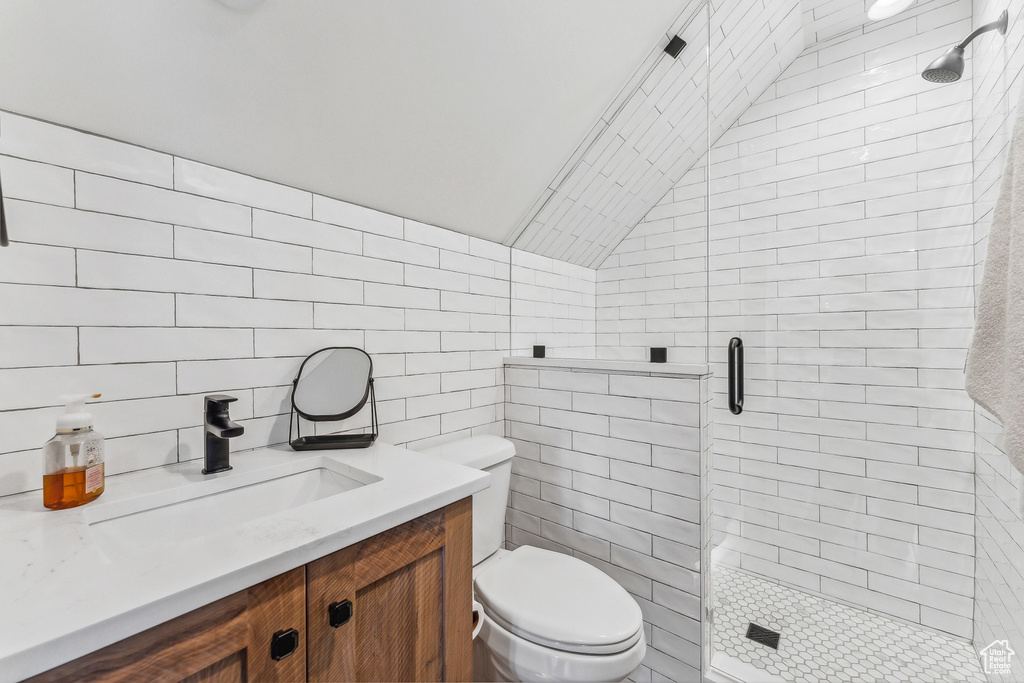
474;546;644;655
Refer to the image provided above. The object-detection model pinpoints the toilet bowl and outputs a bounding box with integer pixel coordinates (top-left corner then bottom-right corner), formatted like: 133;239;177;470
422;436;646;683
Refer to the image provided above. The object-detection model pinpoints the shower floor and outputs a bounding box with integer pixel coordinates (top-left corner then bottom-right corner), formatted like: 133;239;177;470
711;566;986;683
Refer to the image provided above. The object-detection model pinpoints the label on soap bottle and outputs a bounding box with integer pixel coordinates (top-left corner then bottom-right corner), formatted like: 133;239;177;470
85;464;102;493
83;439;104;495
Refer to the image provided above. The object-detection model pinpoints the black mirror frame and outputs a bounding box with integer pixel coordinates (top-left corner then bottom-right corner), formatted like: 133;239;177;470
289;347;378;451
291;346;373;421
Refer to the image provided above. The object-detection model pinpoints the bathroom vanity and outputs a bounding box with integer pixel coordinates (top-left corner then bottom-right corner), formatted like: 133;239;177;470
31;499;470;682
0;442;488;683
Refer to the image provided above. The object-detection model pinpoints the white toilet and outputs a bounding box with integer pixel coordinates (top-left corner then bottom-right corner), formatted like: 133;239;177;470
423;435;647;682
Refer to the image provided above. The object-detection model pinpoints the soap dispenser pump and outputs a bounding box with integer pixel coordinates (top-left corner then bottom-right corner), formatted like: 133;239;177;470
43;393;106;510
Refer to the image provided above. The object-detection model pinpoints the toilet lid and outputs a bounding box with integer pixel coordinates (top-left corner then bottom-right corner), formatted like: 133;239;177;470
474;546;644;655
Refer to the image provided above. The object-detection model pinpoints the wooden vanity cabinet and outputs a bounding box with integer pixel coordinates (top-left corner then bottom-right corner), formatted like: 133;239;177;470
29;566;309;683
31;498;472;683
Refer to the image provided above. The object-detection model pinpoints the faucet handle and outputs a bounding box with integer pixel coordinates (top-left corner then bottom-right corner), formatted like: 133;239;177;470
205;394;238;412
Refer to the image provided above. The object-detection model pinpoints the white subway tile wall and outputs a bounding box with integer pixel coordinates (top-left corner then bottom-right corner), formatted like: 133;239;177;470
598;0;978;639
801;0;877;48
0;112;598;498
504;361;712;682
598;156;711;365
972;0;1024;678
511;250;597;359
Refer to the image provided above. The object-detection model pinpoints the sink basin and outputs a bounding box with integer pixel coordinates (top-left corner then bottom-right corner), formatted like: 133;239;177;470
86;457;380;558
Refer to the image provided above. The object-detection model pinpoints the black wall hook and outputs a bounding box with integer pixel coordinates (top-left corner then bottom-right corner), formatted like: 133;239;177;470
665;35;687;58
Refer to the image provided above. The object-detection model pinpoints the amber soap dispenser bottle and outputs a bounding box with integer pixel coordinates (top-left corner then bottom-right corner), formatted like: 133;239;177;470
43;393;105;510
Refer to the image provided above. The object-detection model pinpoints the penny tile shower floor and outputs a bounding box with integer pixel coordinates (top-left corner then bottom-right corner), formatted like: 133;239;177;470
712;566;986;683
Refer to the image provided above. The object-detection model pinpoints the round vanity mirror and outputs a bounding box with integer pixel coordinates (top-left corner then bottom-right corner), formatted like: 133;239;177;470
293;347;372;420
290;347;377;450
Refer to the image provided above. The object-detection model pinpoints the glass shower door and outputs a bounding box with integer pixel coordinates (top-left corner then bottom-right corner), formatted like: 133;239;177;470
705;1;985;681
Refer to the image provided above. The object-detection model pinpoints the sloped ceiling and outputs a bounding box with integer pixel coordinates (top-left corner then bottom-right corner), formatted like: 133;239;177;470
509;0;807;268
507;0;894;268
0;0;883;266
0;0;687;244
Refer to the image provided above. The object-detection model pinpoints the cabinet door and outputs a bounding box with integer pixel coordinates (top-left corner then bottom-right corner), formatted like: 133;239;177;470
245;567;307;682
30;567;307;683
306;498;472;683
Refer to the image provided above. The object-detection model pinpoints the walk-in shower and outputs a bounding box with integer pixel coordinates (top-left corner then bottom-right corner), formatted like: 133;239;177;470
922;9;1008;82
702;1;1012;681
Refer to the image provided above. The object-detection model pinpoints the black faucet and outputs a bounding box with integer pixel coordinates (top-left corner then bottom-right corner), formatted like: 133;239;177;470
203;394;244;474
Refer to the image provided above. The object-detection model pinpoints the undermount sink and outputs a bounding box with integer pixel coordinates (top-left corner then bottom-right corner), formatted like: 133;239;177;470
86;457;380;558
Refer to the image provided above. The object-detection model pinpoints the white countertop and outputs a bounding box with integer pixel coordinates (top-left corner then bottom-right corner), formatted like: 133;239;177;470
504;356;710;376
0;442;488;682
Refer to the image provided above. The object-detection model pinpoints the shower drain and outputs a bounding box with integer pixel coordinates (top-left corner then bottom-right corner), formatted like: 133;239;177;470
746;623;781;650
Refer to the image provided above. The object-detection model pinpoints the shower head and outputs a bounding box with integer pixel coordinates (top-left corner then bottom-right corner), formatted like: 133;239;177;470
922;47;965;83
922;10;1008;83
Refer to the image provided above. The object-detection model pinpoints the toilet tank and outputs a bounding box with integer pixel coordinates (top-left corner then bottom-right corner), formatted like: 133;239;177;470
420;435;515;566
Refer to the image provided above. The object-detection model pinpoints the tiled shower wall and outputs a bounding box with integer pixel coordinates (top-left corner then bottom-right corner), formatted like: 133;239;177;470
972;0;1024;677
597;155;710;366
598;0;979;638
0;111;597;498
511;250;596;358
504;359;711;683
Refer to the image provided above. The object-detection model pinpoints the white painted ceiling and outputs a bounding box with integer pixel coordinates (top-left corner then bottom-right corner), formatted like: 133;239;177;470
0;0;689;244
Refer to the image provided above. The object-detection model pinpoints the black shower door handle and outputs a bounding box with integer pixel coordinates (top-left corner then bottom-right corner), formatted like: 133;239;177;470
728;337;743;415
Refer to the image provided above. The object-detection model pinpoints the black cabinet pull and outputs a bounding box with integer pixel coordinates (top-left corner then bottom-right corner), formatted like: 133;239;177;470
329;600;353;628
728;337;744;415
270;628;299;661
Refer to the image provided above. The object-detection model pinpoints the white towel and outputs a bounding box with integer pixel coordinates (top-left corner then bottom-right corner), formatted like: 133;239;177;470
966;101;1024;476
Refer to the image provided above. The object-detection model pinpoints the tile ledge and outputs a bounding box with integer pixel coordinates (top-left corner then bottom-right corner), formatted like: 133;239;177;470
503;356;710;377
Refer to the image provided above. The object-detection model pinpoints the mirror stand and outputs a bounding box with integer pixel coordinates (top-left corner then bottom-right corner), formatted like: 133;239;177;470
289;379;378;450
288;346;379;451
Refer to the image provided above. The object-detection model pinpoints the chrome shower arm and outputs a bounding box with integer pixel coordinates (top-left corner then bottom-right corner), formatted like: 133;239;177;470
956;9;1008;49
924;9;1009;83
